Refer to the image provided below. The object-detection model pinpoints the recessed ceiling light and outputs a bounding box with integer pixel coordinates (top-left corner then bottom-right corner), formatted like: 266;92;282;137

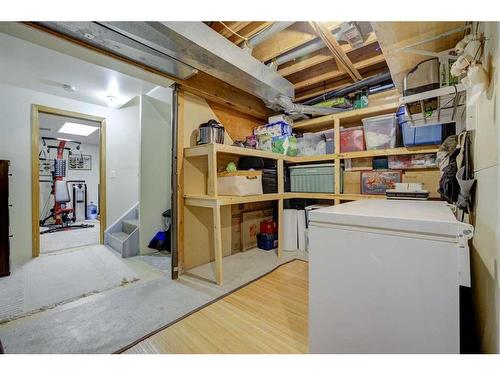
63;84;77;92
59;122;98;136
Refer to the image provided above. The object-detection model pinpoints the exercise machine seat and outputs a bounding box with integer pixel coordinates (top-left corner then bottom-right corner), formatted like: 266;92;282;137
54;180;71;203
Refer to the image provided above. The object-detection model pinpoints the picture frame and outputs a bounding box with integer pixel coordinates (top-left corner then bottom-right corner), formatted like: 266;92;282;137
68;154;92;171
39;159;53;177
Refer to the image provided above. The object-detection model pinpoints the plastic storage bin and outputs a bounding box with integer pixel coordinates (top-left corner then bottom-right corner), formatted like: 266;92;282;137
362;114;398;150
297;132;323;156
400;122;455;147
340;126;365;152
289;163;335;193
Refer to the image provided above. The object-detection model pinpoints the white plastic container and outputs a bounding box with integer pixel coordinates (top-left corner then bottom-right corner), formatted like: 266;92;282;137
297;132;324;156
362;114;398;150
217;170;263;196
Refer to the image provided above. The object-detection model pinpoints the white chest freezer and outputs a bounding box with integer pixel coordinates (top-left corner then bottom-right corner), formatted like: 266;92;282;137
308;200;473;354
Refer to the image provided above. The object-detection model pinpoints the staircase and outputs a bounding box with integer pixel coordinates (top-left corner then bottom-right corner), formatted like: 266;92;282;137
105;204;139;258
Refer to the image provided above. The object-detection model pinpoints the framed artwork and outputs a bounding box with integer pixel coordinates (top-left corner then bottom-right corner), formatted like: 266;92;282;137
69;154;92;170
39;159;53;177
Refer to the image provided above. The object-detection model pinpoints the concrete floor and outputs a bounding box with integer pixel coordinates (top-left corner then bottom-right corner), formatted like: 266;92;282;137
0;248;307;353
40;220;100;254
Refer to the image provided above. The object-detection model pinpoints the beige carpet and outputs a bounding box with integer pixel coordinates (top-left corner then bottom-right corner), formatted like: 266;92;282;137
40;220;100;254
0;245;138;323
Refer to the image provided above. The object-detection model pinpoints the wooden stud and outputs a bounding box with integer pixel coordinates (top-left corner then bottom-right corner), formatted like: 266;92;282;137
252;22;342;62
31;105;40;258
99;120;107;244
207;144;217;196
176;89;186;271
309;22;363;81
278;198;284;258
278;33;378;77
212;202;223;285
334;119;341;205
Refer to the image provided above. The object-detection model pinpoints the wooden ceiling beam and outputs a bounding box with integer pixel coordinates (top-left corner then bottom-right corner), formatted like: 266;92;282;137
278;33;378;77
310;22;363;82
295;63;389;101
252;21;342;62
229;22;274;45
293;54;386;90
216;22;253;38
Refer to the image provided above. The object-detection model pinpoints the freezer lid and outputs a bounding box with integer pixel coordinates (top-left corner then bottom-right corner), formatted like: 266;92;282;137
308;200;471;239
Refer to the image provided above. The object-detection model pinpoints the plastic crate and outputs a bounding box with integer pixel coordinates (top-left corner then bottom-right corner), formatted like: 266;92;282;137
362;114;398;150
289;163;336;193
340;126;365;152
400;122;455;147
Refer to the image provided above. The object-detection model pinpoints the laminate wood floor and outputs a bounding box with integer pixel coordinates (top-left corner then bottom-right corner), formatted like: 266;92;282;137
123;260;308;354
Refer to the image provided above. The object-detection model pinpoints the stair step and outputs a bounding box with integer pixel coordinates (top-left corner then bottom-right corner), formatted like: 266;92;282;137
110;231;129;242
122;219;139;234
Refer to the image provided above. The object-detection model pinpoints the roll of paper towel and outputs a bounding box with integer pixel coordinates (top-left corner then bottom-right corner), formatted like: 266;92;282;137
297;210;307;251
283;209;298;251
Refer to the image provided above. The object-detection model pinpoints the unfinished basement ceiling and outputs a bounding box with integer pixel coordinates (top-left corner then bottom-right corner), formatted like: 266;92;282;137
206;21;391;103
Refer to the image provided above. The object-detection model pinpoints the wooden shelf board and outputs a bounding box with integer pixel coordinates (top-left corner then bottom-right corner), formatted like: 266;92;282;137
285;154;337;163
284;192;337;200
338;145;439;159
293;103;400;130
184;143;283;160
184;193;282;207
340;194;386;201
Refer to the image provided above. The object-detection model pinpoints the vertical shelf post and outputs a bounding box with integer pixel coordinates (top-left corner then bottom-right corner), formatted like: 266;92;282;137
212;201;223;285
207;144;218;196
277;159;284;258
334;119;341;205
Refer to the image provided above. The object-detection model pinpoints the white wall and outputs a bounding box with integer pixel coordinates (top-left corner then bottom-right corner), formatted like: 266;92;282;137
138;93;172;254
468;22;500;353
0;83;140;263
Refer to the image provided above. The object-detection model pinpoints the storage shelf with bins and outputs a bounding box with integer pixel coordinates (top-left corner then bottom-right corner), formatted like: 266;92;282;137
182;102;443;285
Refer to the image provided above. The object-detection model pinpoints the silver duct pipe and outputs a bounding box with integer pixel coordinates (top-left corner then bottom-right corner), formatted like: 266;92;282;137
273;38;327;66
245;22;295;48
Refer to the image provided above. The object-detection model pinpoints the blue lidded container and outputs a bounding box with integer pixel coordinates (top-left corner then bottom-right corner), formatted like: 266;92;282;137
397;105;455;147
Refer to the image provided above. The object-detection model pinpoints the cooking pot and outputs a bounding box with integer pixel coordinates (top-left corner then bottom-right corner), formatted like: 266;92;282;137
197;119;225;145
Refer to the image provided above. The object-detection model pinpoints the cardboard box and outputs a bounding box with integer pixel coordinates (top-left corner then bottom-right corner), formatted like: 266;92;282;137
344;157;373;171
241;209;273;250
343;171;361;194
402;170;441;198
231;202;272;253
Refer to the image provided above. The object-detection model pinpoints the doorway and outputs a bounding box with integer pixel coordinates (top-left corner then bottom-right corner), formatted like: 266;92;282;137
31;105;106;257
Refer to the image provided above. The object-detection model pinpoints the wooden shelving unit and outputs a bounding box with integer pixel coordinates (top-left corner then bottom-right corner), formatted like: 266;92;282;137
183;102;442;285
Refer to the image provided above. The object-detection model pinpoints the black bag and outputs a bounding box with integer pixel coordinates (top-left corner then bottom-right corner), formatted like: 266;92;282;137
438;148;460;203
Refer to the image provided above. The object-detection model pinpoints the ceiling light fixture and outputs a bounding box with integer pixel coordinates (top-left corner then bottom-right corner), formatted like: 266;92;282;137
58;122;99;136
62;84;77;92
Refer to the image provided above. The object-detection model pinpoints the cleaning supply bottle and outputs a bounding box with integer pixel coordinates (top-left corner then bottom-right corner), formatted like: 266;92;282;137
86;202;98;220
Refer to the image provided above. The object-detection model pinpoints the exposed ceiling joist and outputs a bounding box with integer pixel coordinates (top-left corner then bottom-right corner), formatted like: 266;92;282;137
229;22;273;44
278;32;378;77
215;21;252;38
295;62;389;101
310;22;363;82
252;21;342;62
293;54;386;90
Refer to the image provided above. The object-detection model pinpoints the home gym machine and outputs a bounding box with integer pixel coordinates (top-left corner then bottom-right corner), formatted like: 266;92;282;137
39;137;94;234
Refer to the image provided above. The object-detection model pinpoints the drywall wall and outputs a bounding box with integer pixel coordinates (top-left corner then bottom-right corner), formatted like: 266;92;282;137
39;142;100;221
469;22;500;353
0;83;140;263
138;93;172;254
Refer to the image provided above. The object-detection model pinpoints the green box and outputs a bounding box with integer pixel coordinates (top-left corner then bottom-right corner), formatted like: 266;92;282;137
289;163;341;193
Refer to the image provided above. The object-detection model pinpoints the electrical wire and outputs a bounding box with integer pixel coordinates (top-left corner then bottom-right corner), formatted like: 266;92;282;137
218;21;250;41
